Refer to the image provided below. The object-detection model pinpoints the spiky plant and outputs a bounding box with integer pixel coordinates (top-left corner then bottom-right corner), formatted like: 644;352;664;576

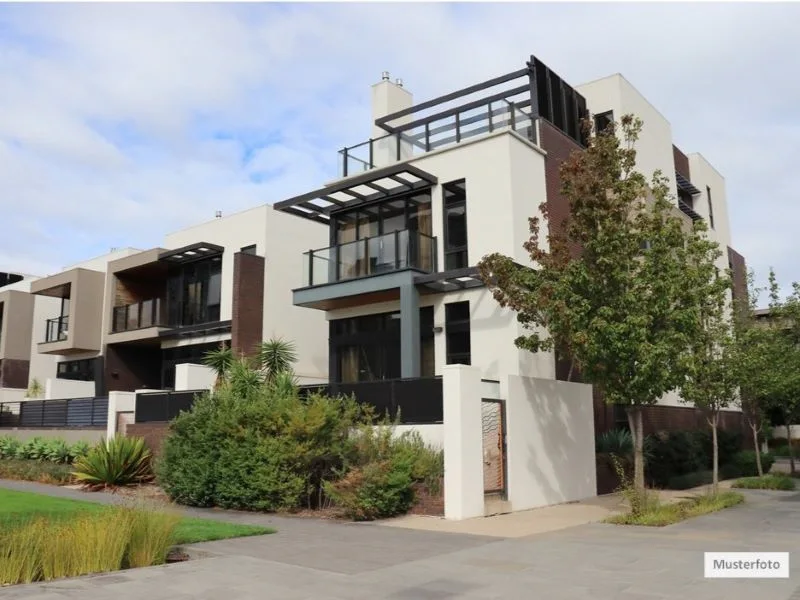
72;437;153;490
203;344;234;390
257;338;298;383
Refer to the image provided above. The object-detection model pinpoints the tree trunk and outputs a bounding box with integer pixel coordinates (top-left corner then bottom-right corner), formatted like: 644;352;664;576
710;414;719;494
752;423;764;477
784;408;795;475
626;405;645;509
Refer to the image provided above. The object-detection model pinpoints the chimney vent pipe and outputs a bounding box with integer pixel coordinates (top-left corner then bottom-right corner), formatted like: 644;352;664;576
395;78;403;88
381;71;390;81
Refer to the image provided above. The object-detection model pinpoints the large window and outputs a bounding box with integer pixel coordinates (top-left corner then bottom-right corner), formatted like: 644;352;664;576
331;307;434;383
445;301;471;365
166;257;222;328
57;358;96;382
706;186;715;230
594;111;614;135
443;181;468;271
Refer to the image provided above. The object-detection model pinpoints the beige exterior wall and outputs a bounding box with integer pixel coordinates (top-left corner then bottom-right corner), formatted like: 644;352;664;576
0;290;34;360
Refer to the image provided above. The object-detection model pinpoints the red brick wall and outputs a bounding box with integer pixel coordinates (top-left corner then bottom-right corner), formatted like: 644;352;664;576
727;247;748;309
540;119;584;259
0;358;29;389
409;479;444;516
231;252;265;358
126;422;170;457
673;145;691;180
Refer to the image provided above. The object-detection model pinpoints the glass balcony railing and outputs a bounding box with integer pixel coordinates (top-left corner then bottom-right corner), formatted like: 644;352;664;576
44;316;68;343
303;230;437;287
338;99;537;177
112;298;165;333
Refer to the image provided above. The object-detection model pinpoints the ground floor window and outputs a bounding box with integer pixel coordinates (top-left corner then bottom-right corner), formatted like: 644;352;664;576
57;358;97;382
331;307;434;383
161;341;228;389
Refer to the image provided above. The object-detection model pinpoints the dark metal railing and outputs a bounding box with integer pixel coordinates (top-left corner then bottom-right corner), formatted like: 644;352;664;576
299;377;443;425
134;389;207;423
303;229;437;287
44;316;69;343
339;99;536;177
0;397;108;428
112;298;165;333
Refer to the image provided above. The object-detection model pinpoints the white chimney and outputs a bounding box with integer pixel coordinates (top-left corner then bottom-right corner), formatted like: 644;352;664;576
371;73;413;167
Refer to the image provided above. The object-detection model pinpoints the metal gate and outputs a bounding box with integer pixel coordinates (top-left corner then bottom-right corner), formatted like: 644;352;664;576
481;399;507;496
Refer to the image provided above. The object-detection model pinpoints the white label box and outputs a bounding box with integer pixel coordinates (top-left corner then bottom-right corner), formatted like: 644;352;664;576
704;552;789;578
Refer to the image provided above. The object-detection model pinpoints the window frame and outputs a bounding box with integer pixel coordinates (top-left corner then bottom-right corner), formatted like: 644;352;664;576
706;186;715;230
442;180;468;271
445;301;471;365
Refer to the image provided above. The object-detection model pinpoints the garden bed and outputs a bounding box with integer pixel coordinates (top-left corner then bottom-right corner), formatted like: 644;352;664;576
605;491;744;527
0;488;273;586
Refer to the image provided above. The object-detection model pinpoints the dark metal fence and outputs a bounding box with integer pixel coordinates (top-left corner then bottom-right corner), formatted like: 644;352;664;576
0;397;108;428
300;377;443;425
134;390;207;423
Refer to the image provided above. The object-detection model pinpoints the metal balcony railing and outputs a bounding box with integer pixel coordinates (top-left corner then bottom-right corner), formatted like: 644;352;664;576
112;298;165;333
303;229;437;287
338;99;536;177
44;315;68;343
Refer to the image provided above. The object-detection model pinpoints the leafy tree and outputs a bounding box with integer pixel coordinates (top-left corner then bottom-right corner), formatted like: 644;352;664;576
478;115;722;505
678;267;736;492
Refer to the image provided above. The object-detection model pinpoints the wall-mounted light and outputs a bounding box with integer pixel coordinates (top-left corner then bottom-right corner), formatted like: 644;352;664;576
433;326;443;334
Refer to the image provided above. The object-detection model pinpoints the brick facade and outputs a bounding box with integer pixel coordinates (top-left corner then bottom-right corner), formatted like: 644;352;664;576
231;252;265;358
672;144;691;180
727;247;748;309
0;358;30;389
126;422;171;457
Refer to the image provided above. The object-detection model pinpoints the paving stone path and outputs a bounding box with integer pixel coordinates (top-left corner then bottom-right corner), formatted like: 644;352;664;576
3;479;800;599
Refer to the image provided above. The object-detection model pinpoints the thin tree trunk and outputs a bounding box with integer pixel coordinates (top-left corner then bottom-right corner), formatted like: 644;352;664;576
751;423;763;477
626;405;645;511
710;414;719;494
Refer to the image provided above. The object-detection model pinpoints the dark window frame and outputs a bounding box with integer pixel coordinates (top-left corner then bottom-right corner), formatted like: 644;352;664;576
445;301;471;365
240;244;257;255
0;301;4;348
594;110;614;135
706;186;715;230
443;180;468;271
56;358;96;382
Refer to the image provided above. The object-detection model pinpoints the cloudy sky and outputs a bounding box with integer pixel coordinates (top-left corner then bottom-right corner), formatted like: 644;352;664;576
0;3;797;301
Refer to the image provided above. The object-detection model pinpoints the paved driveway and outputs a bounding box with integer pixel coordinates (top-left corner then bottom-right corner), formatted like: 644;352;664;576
3;480;800;600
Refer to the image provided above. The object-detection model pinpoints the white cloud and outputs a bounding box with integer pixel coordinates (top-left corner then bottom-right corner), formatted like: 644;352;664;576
0;2;798;300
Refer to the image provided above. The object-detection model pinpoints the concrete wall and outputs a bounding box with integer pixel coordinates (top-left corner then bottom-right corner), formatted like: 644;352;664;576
0;290;34;361
391;424;443;449
773;426;800;440
174;363;215;392
502;375;596;512
0;428;105;443
45;378;95;400
0;388;26;403
107;390;136;439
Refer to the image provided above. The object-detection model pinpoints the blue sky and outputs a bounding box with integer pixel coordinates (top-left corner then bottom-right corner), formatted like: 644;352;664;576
0;3;798;302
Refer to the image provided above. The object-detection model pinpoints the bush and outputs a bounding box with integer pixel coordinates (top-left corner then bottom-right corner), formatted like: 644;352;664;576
0;436;21;460
646;431;708;487
324;428;443;520
695;429;743;468
72;437;154;489
596;429;633;456
0;436;90;464
667;470;713;490
732;450;774;477
732;475;795;490
158;387;367;512
0;459;73;484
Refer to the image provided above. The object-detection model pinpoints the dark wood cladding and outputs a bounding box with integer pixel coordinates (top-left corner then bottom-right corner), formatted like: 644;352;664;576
104;343;161;393
539;119;584;259
0;358;30;389
231;251;265;358
673;145;691;180
727;247;748;307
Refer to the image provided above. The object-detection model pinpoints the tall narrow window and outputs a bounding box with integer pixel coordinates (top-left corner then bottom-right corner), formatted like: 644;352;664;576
443;180;468;271
706;186;715;230
445;301;471;365
594;110;614;135
0;302;4;347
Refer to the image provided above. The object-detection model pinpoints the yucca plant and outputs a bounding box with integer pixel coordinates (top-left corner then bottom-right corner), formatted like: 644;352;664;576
269;369;299;397
257;337;298;383
203;343;234;390
226;357;266;399
72;437;154;490
596;429;634;456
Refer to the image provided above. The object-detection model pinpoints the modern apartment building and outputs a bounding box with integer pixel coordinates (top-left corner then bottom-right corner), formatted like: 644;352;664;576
1;206;328;401
274;55;747;434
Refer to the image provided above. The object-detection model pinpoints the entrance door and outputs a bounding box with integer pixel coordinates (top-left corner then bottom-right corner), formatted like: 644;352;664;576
481;399;507;497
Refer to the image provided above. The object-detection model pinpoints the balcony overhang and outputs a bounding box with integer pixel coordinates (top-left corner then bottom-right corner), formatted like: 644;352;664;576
159;242;224;265
29;269;83;298
415;267;485;293
273;163;438;225
110;247;169;277
294;269;423;311
676;172;701;196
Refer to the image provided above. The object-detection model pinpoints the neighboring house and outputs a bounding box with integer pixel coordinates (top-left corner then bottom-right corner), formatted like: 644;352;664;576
274;55;748;435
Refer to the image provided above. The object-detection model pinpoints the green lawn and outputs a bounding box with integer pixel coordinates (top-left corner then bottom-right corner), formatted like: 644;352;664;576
0;488;273;544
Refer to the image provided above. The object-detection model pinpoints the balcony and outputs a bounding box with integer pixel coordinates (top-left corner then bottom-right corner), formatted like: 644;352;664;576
339;99;536;177
44;316;68;343
303;229;437;288
112;298;166;333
